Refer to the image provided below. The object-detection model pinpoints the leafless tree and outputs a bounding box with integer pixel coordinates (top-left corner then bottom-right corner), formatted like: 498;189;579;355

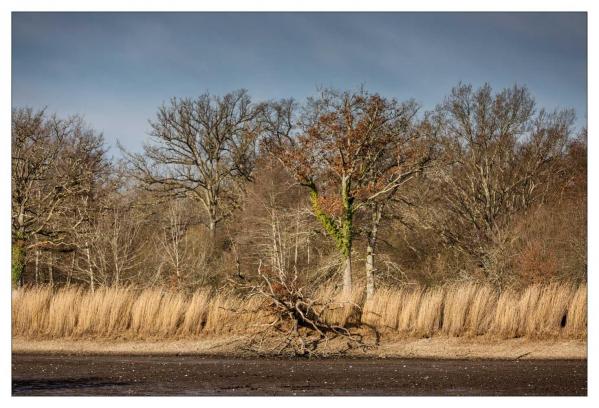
359;113;436;298
105;205;144;286
429;83;574;282
11;108;108;286
151;198;210;287
121;90;263;241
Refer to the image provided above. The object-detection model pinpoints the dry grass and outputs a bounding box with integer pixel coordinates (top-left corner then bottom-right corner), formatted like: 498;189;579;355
565;285;587;337
318;285;366;327
414;286;446;337
12;282;586;340
398;287;423;332
179;290;212;336
465;284;497;336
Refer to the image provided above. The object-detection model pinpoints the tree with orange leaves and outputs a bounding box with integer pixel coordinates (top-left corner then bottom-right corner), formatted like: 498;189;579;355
264;88;434;298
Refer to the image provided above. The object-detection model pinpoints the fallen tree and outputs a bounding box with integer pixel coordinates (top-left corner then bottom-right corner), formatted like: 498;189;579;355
230;260;376;356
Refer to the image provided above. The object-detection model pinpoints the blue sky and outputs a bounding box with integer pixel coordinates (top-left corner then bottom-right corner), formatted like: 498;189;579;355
12;12;587;155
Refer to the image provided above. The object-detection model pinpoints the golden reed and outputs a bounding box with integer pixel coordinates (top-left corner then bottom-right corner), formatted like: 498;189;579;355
12;282;586;340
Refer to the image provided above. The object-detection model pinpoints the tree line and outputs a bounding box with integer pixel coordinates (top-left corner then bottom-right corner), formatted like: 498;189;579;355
11;83;587;297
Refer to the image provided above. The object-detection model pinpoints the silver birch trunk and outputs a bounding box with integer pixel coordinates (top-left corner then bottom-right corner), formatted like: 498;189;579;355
366;244;375;300
365;204;382;300
34;250;39;285
48;254;54;286
85;246;95;293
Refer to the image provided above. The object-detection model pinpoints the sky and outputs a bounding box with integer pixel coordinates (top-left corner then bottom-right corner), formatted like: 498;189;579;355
12;12;587;156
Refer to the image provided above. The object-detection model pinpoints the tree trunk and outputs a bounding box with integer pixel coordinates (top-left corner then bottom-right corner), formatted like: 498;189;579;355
207;197;218;242
208;220;216;241
85;246;95;292
12;236;26;287
48;253;54;286
67;252;74;286
293;213;299;272
340;176;353;299
366;245;375;300
114;249;120;287
365;203;382;300
35;249;40;285
343;254;352;299
270;210;279;272
13;216;27;287
308;177;354;299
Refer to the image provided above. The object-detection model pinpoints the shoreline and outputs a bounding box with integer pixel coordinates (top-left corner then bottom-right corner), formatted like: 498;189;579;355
12;337;587;360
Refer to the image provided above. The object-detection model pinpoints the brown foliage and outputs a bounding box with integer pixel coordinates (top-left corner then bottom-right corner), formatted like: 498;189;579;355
12;83;586;294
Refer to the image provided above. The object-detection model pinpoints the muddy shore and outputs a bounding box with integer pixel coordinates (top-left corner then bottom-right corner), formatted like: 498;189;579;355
12;353;587;396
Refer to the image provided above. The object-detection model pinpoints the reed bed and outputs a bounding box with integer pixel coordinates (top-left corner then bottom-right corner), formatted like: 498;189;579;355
12;282;586;340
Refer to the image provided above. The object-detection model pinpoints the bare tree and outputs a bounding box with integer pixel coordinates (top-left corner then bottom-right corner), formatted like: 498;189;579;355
106;205;144;286
152;198;208;287
359;115;436;298
240;181;313;283
429;83;574;282
11;108;108;286
121;90;263;241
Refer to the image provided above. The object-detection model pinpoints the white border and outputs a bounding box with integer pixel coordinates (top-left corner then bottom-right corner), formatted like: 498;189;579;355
1;1;594;407
1;0;595;12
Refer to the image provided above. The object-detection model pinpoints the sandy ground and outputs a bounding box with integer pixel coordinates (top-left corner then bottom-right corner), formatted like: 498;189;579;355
12;353;587;395
12;336;587;360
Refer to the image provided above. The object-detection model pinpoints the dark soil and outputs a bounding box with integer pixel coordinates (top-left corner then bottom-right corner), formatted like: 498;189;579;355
12;353;587;396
